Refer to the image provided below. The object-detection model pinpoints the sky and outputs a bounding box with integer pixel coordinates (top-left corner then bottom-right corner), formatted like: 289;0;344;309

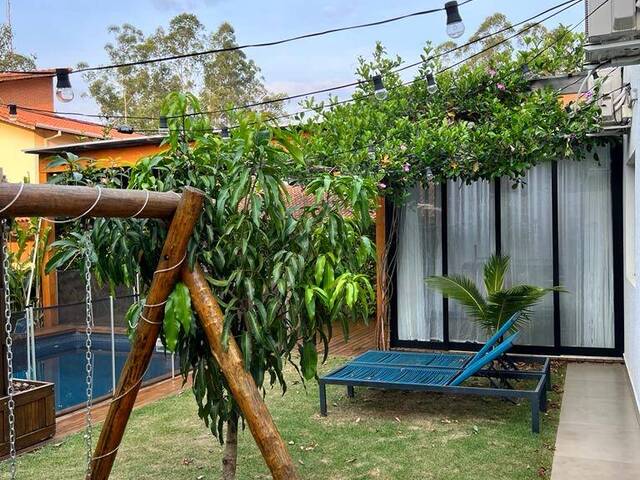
4;0;586;119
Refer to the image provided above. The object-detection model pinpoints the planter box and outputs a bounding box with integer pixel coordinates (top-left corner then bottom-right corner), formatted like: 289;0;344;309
0;380;56;455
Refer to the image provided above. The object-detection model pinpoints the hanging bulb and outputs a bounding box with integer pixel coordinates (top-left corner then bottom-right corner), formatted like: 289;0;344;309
367;145;376;160
592;70;599;80
55;68;74;103
158;116;169;135
445;1;465;39
221;125;230;139
116;125;134;134
372;74;388;100
8;104;17;121
426;72;438;94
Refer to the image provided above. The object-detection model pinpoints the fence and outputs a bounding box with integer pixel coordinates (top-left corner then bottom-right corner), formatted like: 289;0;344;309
11;293;177;414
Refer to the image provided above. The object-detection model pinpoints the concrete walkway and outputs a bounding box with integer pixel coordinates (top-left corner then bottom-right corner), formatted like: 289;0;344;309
551;363;640;479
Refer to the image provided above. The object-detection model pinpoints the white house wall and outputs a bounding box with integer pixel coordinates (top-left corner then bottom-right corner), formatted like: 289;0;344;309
623;65;640;414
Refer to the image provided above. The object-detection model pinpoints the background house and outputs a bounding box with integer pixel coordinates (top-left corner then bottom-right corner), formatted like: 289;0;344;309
0;70;132;183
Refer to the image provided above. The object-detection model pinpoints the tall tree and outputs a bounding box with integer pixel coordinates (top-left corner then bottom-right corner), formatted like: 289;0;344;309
0;23;36;71
82;15;285;130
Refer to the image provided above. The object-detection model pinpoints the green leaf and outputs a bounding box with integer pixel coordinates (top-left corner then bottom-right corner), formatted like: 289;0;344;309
426;275;488;322
300;340;318;380
483;254;510;295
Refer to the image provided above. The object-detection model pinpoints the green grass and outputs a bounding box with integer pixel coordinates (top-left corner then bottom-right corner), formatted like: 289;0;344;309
0;358;565;480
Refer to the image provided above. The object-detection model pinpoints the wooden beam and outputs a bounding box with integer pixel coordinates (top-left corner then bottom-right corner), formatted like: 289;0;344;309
182;264;299;480
89;186;204;480
0;183;179;219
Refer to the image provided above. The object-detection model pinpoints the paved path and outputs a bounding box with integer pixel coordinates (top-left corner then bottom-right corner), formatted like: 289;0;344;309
551;363;640;479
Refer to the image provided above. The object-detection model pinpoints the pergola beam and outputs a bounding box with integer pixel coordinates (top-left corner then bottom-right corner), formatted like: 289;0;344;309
0;183;180;219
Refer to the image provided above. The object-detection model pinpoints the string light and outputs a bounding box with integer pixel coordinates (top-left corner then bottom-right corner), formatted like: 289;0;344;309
445;1;465;39
55;69;74;103
8;104;17;121
372;75;388;100
426;72;438;94
220;126;230;139
116;125;134;134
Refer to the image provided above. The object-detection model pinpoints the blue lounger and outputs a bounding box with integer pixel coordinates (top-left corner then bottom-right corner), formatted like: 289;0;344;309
351;312;522;371
319;332;550;432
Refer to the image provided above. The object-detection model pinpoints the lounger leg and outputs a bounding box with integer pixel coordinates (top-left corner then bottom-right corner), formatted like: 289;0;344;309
531;396;540;434
545;363;552;392
347;385;355;398
319;382;327;417
540;387;547;413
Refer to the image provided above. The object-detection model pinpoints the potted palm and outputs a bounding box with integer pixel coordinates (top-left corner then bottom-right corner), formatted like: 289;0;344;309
426;254;562;335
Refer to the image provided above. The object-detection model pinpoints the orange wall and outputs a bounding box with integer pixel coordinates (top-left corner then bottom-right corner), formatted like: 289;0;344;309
0;77;54;111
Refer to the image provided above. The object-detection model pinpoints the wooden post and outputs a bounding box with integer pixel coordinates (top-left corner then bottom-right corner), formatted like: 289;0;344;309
89;187;204;480
182;264;299;480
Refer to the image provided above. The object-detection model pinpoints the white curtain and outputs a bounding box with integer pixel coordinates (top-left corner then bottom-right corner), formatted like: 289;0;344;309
501;164;555;346
447;180;495;343
558;151;615;348
396;185;443;341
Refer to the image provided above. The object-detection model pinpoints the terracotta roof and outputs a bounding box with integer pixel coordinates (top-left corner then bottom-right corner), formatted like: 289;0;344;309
0;70;58;83
0;108;136;139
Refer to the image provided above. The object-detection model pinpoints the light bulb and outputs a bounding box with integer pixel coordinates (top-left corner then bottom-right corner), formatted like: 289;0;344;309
368;145;376;160
221;126;230;139
116;125;134;134
372;74;388;100
8;104;17;121
445;1;465;39
426;72;438;94
55;68;74;103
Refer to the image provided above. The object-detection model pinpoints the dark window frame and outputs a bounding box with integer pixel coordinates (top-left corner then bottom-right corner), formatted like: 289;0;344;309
389;143;624;357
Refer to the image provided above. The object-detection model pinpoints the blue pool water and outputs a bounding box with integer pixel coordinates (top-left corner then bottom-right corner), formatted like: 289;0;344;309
13;333;174;412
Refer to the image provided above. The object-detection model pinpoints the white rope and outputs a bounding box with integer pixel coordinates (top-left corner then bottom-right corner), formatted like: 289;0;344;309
91;445;120;461
0;182;24;215
109;366;150;404
131;189;150;218
139;312;163;325
46;187;103;224
153;252;187;274
143;299;167;308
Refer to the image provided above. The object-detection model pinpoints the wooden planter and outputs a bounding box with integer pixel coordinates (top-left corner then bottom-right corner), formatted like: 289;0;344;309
0;380;56;456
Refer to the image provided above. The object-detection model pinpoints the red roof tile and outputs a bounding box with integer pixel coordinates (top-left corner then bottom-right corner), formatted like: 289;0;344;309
0;108;136;139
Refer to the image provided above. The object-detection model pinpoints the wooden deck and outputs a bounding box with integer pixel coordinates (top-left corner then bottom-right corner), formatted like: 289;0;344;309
55;376;188;440
325;320;376;357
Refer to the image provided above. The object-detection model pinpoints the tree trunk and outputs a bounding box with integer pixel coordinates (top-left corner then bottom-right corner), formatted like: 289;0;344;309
222;412;239;480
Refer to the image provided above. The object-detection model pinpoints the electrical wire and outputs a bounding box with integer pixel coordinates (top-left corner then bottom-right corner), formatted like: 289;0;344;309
0;0;580;123
1;1;475;77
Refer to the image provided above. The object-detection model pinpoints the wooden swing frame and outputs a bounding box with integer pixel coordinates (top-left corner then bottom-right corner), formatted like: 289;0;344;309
0;183;299;480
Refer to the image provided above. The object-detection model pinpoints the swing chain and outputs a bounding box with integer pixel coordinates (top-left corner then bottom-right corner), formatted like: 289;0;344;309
83;239;94;476
2;220;17;479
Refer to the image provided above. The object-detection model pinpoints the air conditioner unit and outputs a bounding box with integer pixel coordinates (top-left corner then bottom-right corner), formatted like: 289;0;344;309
585;0;640;64
588;67;633;125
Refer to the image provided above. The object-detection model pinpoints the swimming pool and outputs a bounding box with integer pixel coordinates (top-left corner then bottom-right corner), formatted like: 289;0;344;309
13;332;174;412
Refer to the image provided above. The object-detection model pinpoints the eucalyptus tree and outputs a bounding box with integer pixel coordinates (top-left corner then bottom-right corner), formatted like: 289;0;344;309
47;93;375;479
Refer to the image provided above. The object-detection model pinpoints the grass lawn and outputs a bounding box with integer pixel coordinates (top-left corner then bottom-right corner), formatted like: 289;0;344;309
1;357;565;480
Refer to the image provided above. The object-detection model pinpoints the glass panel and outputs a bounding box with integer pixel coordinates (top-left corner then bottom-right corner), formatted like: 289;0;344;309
396;185;443;341
501;164;554;346
558;151;615;348
447;180;495;343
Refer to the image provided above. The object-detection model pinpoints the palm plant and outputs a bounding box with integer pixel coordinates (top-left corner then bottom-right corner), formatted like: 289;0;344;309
426;254;562;334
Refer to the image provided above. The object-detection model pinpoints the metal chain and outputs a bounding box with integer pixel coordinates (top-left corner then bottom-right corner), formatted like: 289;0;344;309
2;220;17;479
83;237;94;477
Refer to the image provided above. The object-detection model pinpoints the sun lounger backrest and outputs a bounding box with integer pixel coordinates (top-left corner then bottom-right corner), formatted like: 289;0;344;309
469;312;520;364
448;331;520;386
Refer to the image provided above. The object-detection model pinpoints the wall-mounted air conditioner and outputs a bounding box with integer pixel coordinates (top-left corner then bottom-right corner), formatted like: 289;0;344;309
585;0;640;65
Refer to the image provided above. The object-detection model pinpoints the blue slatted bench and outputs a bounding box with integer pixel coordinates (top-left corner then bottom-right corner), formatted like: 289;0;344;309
319;332;550;433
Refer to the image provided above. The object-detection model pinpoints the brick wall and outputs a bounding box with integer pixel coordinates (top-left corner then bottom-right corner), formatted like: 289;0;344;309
0;77;54;110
